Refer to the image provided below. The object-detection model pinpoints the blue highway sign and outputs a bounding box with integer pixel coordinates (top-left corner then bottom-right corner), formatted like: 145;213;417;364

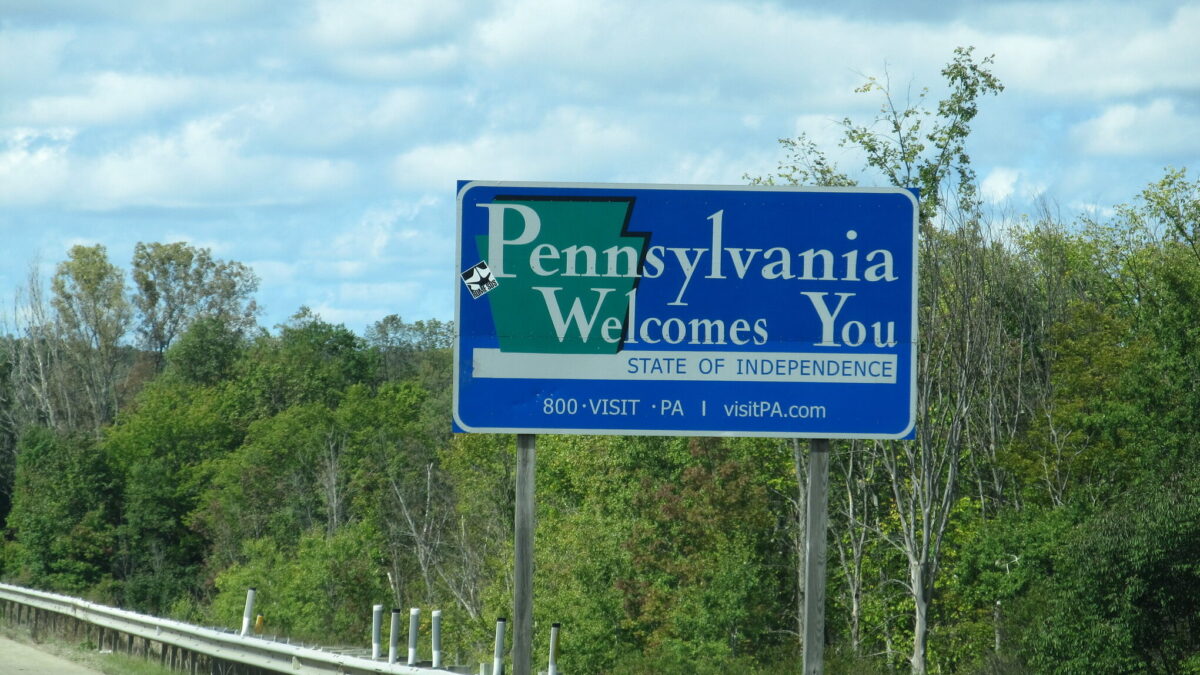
454;182;918;438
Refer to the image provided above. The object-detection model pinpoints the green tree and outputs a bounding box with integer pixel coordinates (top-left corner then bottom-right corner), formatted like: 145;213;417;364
1011;470;1200;673
104;371;243;613
194;402;344;561
51;244;132;432
1119;170;1200;474
1;266;79;435
167;315;247;386
752;46;1005;675
131;241;259;367
232;308;374;417
4;427;119;595
0;342;18;527
618;438;782;667
364;314;453;442
523;434;795;673
434;432;513;638
843;48;1002;223
208;521;392;644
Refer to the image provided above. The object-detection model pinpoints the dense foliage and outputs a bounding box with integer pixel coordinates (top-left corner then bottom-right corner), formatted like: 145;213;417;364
2;50;1198;673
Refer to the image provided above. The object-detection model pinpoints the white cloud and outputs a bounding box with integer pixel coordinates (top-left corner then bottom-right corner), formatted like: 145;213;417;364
392;106;642;189
303;0;471;81
369;88;444;130
248;260;298;286
190;84;455;156
0;128;74;205
452;0;1180;109
981;167;1019;202
83;116;260;207
791;115;848;149
1071;99;1200;156
309;288;423;327
312;279;435;327
285;158;358;193
308;0;470;49
470;0;920;108
1;0;281;24
988;4;1200;99
313;197;443;264
0;27;74;93
322;44;462;81
648;149;761;186
334;281;424;304
328;222;391;262
1070;202;1117;220
13;72;197;127
154;234;236;256
312;260;368;279
0;113;358;209
62;236;105;250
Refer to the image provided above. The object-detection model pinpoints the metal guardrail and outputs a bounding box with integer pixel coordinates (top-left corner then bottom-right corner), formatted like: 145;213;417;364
0;582;462;675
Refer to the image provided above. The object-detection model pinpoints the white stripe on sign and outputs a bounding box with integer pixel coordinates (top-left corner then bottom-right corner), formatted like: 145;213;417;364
472;349;897;384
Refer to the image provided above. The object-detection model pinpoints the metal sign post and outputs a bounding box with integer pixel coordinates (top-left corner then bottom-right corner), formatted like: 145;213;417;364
803;438;831;674
513;434;536;675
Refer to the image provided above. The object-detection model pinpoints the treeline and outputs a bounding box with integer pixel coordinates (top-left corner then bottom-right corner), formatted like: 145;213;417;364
2;48;1199;673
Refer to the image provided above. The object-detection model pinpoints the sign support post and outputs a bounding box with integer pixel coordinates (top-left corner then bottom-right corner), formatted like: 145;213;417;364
513;433;536;675
803;438;831;674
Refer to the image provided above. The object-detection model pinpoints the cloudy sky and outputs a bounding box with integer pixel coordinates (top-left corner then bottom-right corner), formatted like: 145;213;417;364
2;0;1198;334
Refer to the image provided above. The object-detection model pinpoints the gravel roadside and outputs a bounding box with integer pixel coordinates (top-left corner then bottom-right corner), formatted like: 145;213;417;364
0;635;104;674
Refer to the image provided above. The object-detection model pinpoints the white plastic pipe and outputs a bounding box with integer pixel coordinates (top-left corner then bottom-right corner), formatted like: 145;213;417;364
548;622;560;675
239;588;256;637
407;607;420;665
431;610;443;668
388;608;400;664
371;604;384;659
493;617;506;675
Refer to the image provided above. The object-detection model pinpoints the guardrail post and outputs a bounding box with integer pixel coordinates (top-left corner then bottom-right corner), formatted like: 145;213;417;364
493;617;507;675
548;622;560;675
240;588;256;637
407;607;420;665
388;608;401;664
432;609;443;668
372;604;384;659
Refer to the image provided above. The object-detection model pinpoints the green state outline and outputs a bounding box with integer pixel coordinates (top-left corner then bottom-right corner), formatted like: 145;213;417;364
492;195;651;352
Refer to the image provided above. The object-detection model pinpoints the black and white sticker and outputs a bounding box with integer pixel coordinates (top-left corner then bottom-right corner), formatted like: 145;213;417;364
460;261;498;299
